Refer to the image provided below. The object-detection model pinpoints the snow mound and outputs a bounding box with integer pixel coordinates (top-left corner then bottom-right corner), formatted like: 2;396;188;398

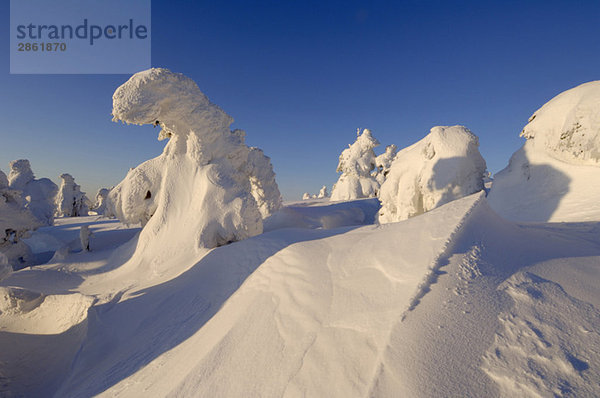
489;82;600;222
0;286;94;334
109;68;280;269
55;173;91;217
521;81;600;165
8;159;58;225
378;126;486;223
330;128;380;201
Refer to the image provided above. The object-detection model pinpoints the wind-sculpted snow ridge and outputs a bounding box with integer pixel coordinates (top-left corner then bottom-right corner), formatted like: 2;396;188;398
7;159;57;226
108;68;281;267
378;125;487;223
55;174;91;217
489;82;600;222
330;128;380;201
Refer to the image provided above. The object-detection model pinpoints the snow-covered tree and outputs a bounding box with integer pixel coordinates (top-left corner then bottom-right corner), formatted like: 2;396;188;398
7;159;57;225
55;174;91;217
378;126;487;223
0;169;41;269
317;185;328;198
374;144;398;185
91;188;111;216
109;68;281;261
302;192;311;200
330;128;380;201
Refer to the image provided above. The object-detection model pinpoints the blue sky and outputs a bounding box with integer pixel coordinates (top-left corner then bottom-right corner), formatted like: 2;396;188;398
1;0;599;200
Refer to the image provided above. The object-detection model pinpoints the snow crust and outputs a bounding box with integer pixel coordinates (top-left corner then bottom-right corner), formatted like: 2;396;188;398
8;159;57;225
55;173;91;217
378;125;486;223
330;129;380;201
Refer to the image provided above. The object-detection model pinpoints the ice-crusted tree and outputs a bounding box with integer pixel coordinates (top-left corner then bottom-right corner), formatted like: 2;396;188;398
378;126;487;223
374;144;398;185
8;159;57;225
108;68;282;258
330;128;380;201
302;192;311;200
55;174;91;217
0;169;41;269
317;185;328;198
91;188;111;216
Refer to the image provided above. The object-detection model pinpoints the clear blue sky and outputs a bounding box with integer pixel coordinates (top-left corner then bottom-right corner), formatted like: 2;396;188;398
1;0;599;200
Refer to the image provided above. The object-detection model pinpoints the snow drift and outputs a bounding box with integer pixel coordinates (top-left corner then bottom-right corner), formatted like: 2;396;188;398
109;68;281;264
330;129;380;201
378;126;486;223
7;159;57;225
55;173;91;217
489;81;600;222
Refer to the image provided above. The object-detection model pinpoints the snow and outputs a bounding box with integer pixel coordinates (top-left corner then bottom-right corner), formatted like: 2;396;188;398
108;68;280;268
91;188;111;216
374;144;398;184
55;173;91;217
489;82;600;222
330;128;380;201
378;125;487;223
7;159;57;226
1;76;600;397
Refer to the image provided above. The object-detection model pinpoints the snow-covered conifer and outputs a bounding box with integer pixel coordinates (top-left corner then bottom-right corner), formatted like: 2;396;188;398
330;128;380;201
374;144;398;185
378;126;486;223
7;160;57;225
55;174;91;217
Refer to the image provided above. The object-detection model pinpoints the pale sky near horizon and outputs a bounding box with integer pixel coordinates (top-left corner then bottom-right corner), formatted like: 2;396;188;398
2;0;599;200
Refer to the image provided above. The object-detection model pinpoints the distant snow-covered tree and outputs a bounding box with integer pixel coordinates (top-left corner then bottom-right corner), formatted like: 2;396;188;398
55;174;91;217
7;159;57;225
317;185;328;198
302;192;311;200
374;144;398;185
0;169;42;269
330;128;380;201
91;188;111;216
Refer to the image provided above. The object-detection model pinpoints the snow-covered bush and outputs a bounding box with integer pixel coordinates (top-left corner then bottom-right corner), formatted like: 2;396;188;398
109;68;281;254
55;174;91;217
0;169;41;268
374;144;398;185
378;126;487;223
488;81;600;222
91;188;111;216
330;128;380;201
8;159;57;225
520;81;600;165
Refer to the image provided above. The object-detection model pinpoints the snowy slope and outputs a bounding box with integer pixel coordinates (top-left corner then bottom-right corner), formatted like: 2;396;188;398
1;194;600;397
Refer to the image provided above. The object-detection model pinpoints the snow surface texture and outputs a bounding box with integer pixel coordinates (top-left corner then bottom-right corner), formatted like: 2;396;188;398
374;144;398;185
489;81;600;222
7;159;57;225
91;188;111;216
330;128;380;201
0;169;41;269
109;68;280;268
55;174;91;217
378;125;486;223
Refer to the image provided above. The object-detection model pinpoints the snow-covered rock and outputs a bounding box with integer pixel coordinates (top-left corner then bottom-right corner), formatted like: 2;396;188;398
489;81;600;222
0;169;41;268
374;144;398;184
7;160;57;225
91;188;111;216
109;68;280;257
378;126;487;223
55;174;91;217
330;128;380;201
